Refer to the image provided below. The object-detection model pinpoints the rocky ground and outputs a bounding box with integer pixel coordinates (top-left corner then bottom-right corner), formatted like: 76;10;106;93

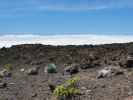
0;43;133;100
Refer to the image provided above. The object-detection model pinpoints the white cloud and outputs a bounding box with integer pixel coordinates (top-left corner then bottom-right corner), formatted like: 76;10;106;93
0;34;133;48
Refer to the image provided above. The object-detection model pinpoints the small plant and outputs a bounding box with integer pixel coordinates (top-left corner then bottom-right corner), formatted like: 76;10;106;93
4;64;13;71
66;76;80;86
47;63;57;73
53;76;80;99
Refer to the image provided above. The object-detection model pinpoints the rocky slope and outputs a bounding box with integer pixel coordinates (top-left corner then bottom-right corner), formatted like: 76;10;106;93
0;43;133;100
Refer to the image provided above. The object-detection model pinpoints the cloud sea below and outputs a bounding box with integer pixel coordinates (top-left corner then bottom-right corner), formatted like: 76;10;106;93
0;34;133;48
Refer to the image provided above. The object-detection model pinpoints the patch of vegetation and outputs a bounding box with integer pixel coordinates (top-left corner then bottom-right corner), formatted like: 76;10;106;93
53;76;80;99
4;64;13;71
47;63;57;73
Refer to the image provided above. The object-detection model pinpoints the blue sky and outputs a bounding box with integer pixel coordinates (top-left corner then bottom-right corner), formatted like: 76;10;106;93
0;0;133;35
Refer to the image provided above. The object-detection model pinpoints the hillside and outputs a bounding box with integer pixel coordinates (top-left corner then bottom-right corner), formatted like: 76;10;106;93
0;43;133;100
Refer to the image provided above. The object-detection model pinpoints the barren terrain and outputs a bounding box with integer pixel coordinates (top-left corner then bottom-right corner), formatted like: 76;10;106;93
0;43;133;100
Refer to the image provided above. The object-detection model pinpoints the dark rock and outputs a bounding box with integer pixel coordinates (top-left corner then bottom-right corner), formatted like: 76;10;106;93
110;67;124;75
48;75;70;92
48;83;56;92
31;93;37;97
27;67;39;75
126;55;133;67
0;82;7;88
80;63;94;69
64;64;79;75
30;60;43;65
0;69;12;78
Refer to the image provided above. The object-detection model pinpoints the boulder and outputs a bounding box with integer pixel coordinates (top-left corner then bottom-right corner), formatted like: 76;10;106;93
0;82;7;88
31;93;37;97
97;67;111;78
64;64;79;75
27;67;39;75
97;66;123;78
110;67;124;75
20;68;25;72
48;76;67;92
126;55;133;68
80;63;94;69
0;69;12;78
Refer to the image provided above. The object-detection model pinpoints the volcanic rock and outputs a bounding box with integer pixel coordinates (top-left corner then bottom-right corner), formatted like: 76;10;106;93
0;69;12;78
126;55;133;68
97;66;123;78
27;67;39;75
0;82;7;88
64;64;79;75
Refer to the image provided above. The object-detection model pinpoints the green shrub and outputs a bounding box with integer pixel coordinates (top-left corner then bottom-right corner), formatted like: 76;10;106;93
4;64;13;71
47;63;57;73
53;76;80;98
66;76;80;86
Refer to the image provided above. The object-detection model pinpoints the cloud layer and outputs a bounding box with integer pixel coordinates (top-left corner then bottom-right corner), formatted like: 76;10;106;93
0;34;133;48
